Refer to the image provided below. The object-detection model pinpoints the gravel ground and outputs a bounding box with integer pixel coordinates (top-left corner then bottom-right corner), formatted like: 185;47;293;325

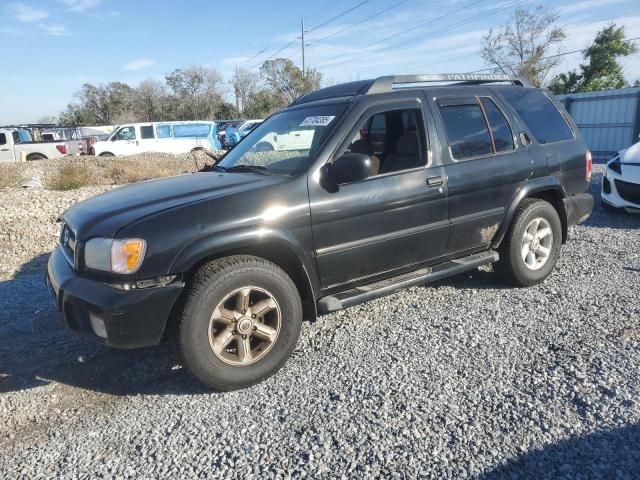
1;164;639;479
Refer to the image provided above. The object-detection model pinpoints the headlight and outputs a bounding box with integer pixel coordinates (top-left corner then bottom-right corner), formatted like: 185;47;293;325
608;156;622;175
85;238;146;274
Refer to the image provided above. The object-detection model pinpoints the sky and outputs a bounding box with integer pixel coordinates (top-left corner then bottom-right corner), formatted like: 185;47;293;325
1;0;639;124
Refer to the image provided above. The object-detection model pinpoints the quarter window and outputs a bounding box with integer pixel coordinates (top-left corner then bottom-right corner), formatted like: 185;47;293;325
439;104;492;159
480;98;514;152
140;125;154;139
500;89;573;144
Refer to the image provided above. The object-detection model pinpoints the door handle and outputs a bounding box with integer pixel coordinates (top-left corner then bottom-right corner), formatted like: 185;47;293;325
0;148;8;151
519;131;532;146
426;176;444;187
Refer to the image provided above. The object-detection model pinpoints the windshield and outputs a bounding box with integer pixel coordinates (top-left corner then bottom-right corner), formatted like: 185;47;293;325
216;104;346;175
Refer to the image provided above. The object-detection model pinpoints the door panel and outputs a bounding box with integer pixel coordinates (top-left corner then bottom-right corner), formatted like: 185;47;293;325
310;167;449;289
431;94;533;254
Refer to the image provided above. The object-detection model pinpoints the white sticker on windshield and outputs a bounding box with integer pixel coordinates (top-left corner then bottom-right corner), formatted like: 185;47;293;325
299;116;335;127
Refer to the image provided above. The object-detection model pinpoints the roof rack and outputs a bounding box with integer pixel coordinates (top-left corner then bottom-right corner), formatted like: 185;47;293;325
367;73;531;94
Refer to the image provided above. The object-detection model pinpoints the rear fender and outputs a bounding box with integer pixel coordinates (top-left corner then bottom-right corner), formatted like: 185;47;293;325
492;177;568;247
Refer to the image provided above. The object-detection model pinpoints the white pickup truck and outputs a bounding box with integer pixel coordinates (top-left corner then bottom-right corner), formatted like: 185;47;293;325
0;128;69;162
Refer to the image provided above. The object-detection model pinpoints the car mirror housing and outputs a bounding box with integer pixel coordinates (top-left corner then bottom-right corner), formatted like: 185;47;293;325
324;153;372;188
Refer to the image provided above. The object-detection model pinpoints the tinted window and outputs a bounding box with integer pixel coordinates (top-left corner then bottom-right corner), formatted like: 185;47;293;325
173;123;211;138
0;133;5;145
156;125;171;138
140;125;154;139
500;89;573;144
481;98;514;152
440;104;492;159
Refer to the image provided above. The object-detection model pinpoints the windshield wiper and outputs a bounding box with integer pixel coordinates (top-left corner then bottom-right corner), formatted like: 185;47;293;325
225;164;269;174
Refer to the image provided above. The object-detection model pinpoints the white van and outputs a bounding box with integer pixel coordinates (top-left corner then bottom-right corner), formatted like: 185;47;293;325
91;121;216;156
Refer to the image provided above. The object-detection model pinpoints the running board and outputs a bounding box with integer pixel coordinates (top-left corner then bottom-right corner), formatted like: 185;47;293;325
317;251;499;314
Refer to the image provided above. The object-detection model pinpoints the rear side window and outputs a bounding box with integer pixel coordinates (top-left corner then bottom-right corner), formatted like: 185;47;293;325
500;89;573;144
439;104;492;159
140;125;154;139
480;98;514;152
0;133;5;145
173;123;211;138
156;125;172;138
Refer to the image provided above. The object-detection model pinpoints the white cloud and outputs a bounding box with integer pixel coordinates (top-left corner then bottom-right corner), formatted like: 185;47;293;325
559;0;626;16
123;58;156;71
58;0;102;12
9;3;49;22
39;23;69;36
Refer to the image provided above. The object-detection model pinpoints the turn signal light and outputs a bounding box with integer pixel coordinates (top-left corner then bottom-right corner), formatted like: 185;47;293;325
585;150;592;183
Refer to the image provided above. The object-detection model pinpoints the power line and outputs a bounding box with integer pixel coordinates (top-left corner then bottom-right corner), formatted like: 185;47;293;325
246;0;374;70
394;8;640;75
315;0;523;70
306;0;374;35
313;0;492;69
309;0;410;44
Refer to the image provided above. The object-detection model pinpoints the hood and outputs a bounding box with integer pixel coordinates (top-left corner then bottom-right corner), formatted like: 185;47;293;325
62;172;286;239
620;141;640;164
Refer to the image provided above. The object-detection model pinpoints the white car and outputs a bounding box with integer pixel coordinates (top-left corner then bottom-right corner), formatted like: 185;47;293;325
0;128;69;162
91;121;216;156
602;141;640;213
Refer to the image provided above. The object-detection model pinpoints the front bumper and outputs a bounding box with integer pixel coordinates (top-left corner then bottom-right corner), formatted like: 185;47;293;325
46;247;185;349
602;167;640;213
562;193;594;227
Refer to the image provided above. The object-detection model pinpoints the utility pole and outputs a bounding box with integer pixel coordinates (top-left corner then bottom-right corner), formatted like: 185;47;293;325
301;19;306;77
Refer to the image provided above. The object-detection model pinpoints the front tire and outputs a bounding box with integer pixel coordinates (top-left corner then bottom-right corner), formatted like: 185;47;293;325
494;199;562;287
179;255;302;391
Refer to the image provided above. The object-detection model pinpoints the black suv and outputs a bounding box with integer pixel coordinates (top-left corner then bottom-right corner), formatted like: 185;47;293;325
46;74;594;390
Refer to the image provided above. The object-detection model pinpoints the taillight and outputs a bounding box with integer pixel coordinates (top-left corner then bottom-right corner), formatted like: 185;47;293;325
585;150;592;182
56;145;67;154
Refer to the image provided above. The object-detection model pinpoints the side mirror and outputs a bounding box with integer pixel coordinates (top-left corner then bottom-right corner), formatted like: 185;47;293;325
323;153;372;189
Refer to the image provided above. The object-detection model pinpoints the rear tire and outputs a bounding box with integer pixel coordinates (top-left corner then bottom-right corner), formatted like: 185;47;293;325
99;152;115;157
26;153;46;161
179;255;302;391
494;199;562;287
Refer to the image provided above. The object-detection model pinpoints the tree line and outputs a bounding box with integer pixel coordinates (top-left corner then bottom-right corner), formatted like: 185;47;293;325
57;59;322;126
54;6;638;126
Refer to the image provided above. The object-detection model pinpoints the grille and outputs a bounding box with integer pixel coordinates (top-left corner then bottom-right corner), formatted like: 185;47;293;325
59;223;76;267
615;179;640;205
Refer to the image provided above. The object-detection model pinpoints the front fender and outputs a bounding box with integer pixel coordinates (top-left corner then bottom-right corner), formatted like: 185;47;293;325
492;176;568;247
169;225;321;298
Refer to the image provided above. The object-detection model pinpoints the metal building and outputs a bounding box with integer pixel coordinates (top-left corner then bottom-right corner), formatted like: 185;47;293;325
556;87;640;161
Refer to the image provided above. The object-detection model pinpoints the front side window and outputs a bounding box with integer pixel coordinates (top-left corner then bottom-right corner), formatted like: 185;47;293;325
140;125;154;139
341;108;427;175
114;126;136;141
440;104;492;159
500;89;573;144
0;133;6;145
216;104;347;176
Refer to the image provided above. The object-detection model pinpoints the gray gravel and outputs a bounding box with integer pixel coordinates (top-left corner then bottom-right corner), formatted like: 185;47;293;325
1;164;639;479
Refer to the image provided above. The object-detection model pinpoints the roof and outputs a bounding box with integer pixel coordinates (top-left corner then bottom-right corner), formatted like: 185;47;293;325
292;73;531;106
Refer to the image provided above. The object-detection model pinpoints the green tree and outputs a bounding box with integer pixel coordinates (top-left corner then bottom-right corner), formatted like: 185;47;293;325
165;66;224;120
58;103;96;126
260;58;322;104
77;82;135;124
549;24;637;94
480;6;566;87
242;89;281;118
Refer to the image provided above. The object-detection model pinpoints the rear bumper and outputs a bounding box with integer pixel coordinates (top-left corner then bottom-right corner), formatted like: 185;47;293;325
46;247;184;349
563;193;594;227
